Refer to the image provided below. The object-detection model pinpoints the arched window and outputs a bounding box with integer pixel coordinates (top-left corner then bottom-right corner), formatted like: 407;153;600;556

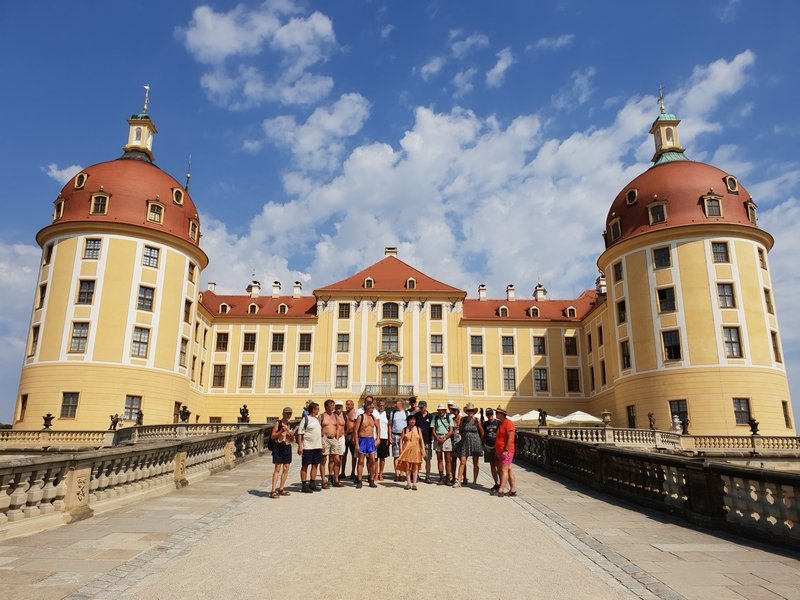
382;302;399;320
364;277;374;289
530;306;539;317
219;304;229;314
406;278;416;289
134;127;142;142
248;304;258;314
499;306;508;317
382;326;398;352
278;303;288;315
666;127;674;143
566;307;576;318
381;364;398;392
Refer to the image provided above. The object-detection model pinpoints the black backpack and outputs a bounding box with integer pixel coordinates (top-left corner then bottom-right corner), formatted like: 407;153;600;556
267;421;283;451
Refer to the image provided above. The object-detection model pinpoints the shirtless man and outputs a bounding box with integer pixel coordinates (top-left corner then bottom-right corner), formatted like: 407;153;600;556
320;399;345;488
340;399;356;481
354;400;379;489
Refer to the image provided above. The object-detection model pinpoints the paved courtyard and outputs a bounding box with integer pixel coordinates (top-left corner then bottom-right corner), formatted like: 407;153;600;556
0;455;798;600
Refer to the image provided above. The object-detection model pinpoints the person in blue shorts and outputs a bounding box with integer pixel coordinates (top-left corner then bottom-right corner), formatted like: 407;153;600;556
354;400;379;488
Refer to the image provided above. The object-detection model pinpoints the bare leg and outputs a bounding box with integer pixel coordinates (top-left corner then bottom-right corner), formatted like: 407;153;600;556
499;463;509;493
472;455;479;483
279;464;289;491
331;455;341;484
320;455;328;485
271;464;280;493
356;453;364;481
490;458;499;485
436;450;445;479
508;464;516;493
444;451;452;481
300;464;309;485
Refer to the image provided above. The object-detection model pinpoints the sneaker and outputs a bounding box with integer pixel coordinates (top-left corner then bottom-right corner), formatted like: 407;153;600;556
436;478;446;486
333;481;344;488
301;482;313;494
412;484;418;491
452;481;461;488
404;484;411;490
369;481;378;488
355;480;363;489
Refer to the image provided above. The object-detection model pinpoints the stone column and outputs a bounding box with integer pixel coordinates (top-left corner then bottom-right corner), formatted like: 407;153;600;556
63;465;94;523
174;451;188;488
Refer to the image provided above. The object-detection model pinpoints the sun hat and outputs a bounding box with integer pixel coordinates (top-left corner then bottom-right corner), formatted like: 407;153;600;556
464;402;477;412
447;401;455;406
450;403;460;410
334;399;344;406
437;403;447;410
495;405;508;415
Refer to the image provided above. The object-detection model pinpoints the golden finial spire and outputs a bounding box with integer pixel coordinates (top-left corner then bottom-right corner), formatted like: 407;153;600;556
658;84;666;114
143;84;151;114
185;154;192;191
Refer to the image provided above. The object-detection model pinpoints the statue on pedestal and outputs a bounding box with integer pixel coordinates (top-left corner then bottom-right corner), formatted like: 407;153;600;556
108;414;122;431
537;409;548;427
179;405;191;423
136;409;144;426
748;417;760;436
648;412;656;430
239;404;250;423
672;414;682;433
42;413;55;430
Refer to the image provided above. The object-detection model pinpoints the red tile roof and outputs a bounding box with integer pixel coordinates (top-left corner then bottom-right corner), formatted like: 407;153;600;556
315;256;465;295
199;291;317;319
462;290;600;321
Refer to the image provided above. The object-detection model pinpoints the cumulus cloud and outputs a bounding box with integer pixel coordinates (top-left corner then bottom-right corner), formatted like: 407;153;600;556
177;2;337;109
420;56;447;81
43;163;83;185
452;68;477;98
261;93;371;171
528;33;574;51
486;47;514;88
381;25;394;39
551;67;597;109
449;31;489;58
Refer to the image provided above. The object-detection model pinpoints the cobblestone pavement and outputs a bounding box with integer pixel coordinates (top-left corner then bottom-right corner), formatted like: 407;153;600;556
0;455;798;600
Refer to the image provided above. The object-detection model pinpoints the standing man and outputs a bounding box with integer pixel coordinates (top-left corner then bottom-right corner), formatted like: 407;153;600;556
493;406;517;497
320;400;345;488
374;399;390;481
389;398;408;481
269;407;294;498
432;403;454;485
354;400;379;488
415;400;434;483
340;399;356;481
481;407;500;493
297;401;323;493
408;396;419;417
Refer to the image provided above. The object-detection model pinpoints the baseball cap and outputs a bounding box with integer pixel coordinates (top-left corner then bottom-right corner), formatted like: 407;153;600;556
334;399;344;406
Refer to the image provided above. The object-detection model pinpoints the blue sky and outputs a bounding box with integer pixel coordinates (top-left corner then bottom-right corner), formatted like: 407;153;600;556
1;1;799;426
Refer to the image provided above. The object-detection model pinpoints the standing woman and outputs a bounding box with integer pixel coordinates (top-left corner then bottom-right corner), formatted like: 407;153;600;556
449;404;463;485
270;407;294;498
397;413;425;490
456;403;484;487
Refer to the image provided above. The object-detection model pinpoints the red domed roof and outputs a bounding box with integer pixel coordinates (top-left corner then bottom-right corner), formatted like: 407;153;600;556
605;161;758;247
51;157;201;246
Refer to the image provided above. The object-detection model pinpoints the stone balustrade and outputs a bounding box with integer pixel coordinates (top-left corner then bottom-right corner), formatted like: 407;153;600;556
0;426;270;540
516;430;800;548
0;429;116;448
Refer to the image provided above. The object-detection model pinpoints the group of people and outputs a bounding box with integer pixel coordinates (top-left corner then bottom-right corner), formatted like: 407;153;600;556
268;395;517;498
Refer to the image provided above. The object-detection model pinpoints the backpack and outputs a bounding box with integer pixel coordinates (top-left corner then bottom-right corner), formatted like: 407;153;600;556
294;415;309;444
267;421;283;451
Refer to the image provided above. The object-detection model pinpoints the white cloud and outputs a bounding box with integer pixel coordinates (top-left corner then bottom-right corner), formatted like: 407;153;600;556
262;93;371;171
551;67;597;109
420;56;446;81
528;33;574;51
381;25;394;39
43;163;83;185
486;47;514;88
177;2;337;109
450;32;489;58
452;68;477;98
718;0;741;23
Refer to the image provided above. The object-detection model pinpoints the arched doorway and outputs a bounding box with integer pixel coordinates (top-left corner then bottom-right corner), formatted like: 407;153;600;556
381;364;398;394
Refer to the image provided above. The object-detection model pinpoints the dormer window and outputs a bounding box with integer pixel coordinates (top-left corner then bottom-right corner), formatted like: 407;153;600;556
364;277;374;289
648;201;667;225
248;303;258;314
53;200;65;221
278;303;288;315
189;220;199;241
724;176;739;194
529;306;539;317
703;195;723;218
745;200;758;225
498;305;509;317
172;188;184;206
147;201;164;224
406;278;416;289
609;218;622;241
625;188;638;206
566;306;577;318
74;173;87;190
90;194;108;215
219;303;229;314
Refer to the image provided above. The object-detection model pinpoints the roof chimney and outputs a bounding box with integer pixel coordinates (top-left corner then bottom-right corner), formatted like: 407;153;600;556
246;280;261;299
595;274;607;295
478;284;487;301
384;247;397;257
293;281;302;299
533;282;548;301
207;282;216;293
271;280;282;298
506;284;515;302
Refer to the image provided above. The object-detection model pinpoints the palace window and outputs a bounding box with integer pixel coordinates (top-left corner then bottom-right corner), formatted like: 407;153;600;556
90;194;108;215
243;333;257;352
189;220;199;241
703;196;722;217
533;336;546;355
179;338;188;367
717;283;736;308
29;325;40;356
758;248;767;270
625;188;638;206
212;365;225;387
564;336;577;356
143;246;160;268
657;287;676;312
627;405;636;429
587;333;592;353
269;365;283;388
382;326;398;352
600;361;607;385
123;395;141;420
745;201;758;225
431;366;444;390
240;365;253;388
764;289;774;314
431;334;443;353
733;398;751;425
44;243;54;265
653;247;671;269
337;333;349;352
77;280;95;304
620;340;631;369
609;218;622;242
783;401;792;429
566;307;576;318
216;333;228;352
430;304;443;320
173;188;184;205
712;241;730;263
219;304;229;314
470;335;483;354
501;336;514;355
297;365;310;388
617;300;626;323
335;365;349;389
613;261;623;282
648;202;667;225
84;238;101;260
61;392;79;419
54;200;64;221
406;278;416;289
503;367;516;392
364;277;374;289
278;303;288;314
724;176;739;193
187;263;196;283
70;322;89;353
183;299;192;323
590;366;595;391
534;368;548;392
566;369;580;392
598;325;604;346
669;399;688;425
471;367;484;391
74;173;87;189
299;333;312;352
137;286;154;311
382;302;399;320
38;284;47;308
131;326;150;358
529;306;539;317
338;303;351;319
498;306;509;317
248;303;258;314
771;331;782;363
271;333;284;352
662;330;681;361
146;201;164;224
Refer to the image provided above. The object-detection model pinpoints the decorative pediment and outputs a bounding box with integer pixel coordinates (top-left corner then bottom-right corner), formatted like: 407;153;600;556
376;350;403;364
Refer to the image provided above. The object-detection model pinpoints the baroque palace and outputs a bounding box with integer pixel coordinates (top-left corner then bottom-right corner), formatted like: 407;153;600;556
12;99;795;435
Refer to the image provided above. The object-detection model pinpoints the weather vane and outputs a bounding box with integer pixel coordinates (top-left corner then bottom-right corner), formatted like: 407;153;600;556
143;84;151;114
658;84;665;113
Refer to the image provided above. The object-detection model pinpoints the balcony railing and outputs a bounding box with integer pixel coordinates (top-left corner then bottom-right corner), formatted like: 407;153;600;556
362;385;414;398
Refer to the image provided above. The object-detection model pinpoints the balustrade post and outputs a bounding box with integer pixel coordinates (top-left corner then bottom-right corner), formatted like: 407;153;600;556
684;463;725;525
176;424;188;439
224;440;235;468
174;450;188;488
751;435;764;454
63;465;94;523
680;435;696;452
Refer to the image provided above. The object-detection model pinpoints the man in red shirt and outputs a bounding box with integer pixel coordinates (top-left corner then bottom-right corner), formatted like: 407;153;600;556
493;406;517;497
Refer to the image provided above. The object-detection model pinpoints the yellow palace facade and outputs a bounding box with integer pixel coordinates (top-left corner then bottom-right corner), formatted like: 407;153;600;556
12;102;795;435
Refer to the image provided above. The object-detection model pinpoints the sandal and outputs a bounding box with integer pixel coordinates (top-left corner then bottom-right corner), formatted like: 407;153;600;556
508;491;517;497
270;491;279;499
279;489;290;496
321;483;330;490
496;491;506;497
